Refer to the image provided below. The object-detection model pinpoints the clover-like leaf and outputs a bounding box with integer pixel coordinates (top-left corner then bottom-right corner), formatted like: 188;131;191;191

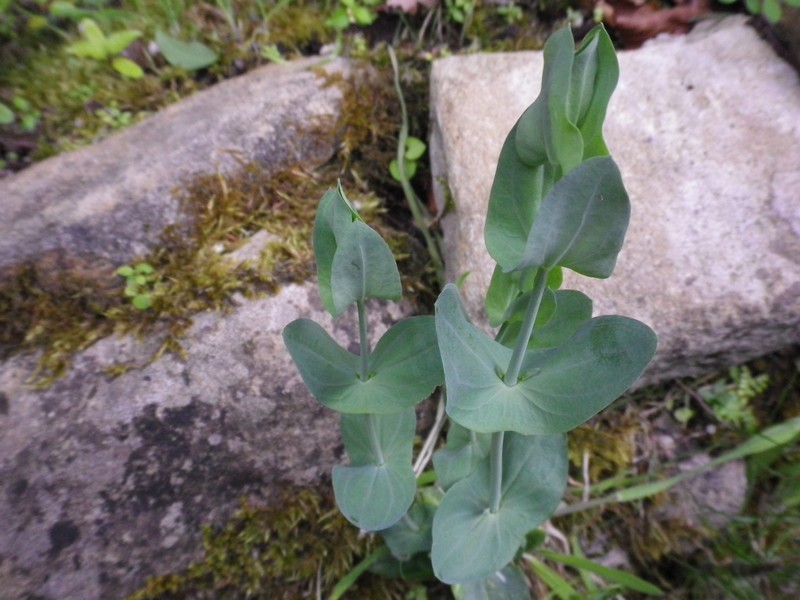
431;432;567;584
516;156;630;279
283;316;442;414
332;410;416;530
435;284;657;434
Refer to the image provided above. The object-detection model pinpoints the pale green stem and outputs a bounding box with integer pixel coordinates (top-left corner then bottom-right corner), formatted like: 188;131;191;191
356;300;369;381
388;46;445;284
504;268;549;387
489;431;505;513
367;414;385;466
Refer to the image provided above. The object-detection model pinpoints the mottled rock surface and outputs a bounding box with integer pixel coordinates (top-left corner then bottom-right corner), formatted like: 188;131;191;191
0;56;352;283
0;285;406;599
430;16;800;385
0;56;404;599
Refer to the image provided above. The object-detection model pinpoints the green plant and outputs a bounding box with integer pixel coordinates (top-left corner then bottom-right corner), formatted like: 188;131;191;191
699;366;769;431
389;136;426;181
0;95;41;131
66;17;144;78
718;0;800;24
326;0;382;30
285;23;658;595
115;262;159;309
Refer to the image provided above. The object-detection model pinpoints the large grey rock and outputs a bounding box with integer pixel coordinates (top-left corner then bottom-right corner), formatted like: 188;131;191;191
0;56;352;283
430;17;800;385
0;284;406;599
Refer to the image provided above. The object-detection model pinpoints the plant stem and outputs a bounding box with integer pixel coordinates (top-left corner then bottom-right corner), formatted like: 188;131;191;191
387;46;445;284
366;414;385;466
356;300;369;381
489;431;505;513
504;269;549;387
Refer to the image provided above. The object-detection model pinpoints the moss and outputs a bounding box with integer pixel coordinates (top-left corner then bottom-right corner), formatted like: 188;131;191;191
0;65;429;383
125;487;413;600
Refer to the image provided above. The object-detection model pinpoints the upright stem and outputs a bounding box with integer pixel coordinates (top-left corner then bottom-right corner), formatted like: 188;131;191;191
489;431;505;513
356;300;370;381
504;269;549;386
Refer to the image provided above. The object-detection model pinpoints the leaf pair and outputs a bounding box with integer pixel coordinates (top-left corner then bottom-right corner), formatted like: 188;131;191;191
283;316;442;414
314;186;402;318
435;284;656;435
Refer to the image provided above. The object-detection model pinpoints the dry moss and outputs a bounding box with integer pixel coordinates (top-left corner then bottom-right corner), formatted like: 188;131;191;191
0;66;429;383
125;487;412;600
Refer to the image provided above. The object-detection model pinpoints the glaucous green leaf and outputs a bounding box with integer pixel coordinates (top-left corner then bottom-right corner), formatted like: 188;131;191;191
452;565;531;600
314;188;355;316
313;186;401;317
432;422;491;490
380;499;436;560
484;127;553;271
570;25;618;159
516;156;629;278
515;27;583;172
283;317;441;414
331;219;402;313
497;289;592;349
431;432;567;583
332;410;416;530
155;30;218;70
435;284;657;434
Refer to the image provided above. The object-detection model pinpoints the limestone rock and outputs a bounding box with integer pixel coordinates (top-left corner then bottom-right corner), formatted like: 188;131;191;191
0;284;407;599
0;56;353;284
430;16;800;385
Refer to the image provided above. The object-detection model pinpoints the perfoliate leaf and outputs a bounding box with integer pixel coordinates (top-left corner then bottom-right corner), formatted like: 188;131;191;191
431;432;567;584
571;25;618;158
314;188;355;316
452;564;532;600
435;284;657;434
331;220;402;313
67;39;106;60
380;499;436;560
495;289;591;349
484;126;554;271
516;156;630;278
155;30;218;70
283;317;442;414
515;27;583;172
432;422;491;491
389;157;417;181
333;410;416;530
313;186;401;317
112;56;143;79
